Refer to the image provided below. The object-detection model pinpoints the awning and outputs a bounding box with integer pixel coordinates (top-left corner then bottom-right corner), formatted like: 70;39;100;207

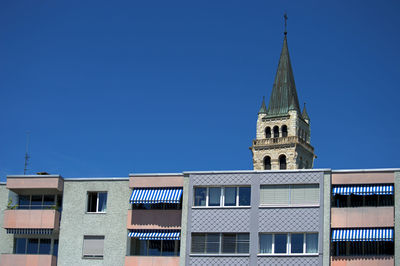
332;228;393;242
332;184;393;196
128;230;180;240
6;229;53;235
130;188;182;204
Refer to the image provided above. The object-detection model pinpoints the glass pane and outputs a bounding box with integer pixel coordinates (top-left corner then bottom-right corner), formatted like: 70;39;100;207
222;234;236;253
224;187;237;206
206;233;220;254
194;188;207;206
208;188;221;206
274;234;287;254
98;192;107;212
15;238;27;254
237;234;250;253
27;239;39;254
306;233;318;253
43;195;55;208
53;239;59;256
291;234;304;253
148;240;162;256
161;240;175;256
39;239;51;254
191;234;205;253
131;238;147;256
259;234;272;254
239;187;251;206
18;196;30;209
87;193;97;212
31;195;42;210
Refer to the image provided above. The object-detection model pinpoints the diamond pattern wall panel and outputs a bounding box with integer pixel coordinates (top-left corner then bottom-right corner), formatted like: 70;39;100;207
259;171;322;184
259;208;319;232
191;208;251;232
191;173;252;186
190;256;250;266
257;256;320;266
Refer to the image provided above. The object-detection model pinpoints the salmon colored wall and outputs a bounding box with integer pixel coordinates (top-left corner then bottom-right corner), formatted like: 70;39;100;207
3;210;60;230
0;254;57;266
331;207;394;228
331;256;394;266
7;177;63;191
332;172;394;185
129;176;183;188
125;256;179;266
127;210;181;229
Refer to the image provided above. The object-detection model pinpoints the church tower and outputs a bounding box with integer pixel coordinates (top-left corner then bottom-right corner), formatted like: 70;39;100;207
250;20;315;170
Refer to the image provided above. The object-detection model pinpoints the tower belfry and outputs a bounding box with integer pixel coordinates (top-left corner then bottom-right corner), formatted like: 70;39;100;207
250;15;315;170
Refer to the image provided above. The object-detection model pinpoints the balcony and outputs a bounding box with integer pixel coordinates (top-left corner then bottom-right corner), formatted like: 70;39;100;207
6;175;63;193
331;207;394;228
252;136;314;152
129;174;183;188
127;210;181;230
125;256;179;266
0;254;57;266
331;256;394;266
3;209;60;230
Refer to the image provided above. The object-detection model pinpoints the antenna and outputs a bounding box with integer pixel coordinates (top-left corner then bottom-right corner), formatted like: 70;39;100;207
284;12;288;36
23;131;30;175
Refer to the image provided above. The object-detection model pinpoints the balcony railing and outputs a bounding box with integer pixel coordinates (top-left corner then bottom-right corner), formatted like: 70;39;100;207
252;136;314;152
3;209;60;230
0;254;57;266
7;205;61;211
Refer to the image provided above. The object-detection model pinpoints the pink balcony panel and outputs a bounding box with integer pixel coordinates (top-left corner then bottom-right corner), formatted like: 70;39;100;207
129;175;183;188
3;210;60;230
331;256;394;266
332;172;394;185
0;254;57;266
125;256;179;266
331;207;394;228
127;210;181;230
7;176;63;192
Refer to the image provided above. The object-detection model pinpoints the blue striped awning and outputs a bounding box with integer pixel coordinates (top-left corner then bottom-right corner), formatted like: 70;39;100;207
331;228;393;242
6;228;53;235
130;188;182;204
332;184;393;196
128;230;180;240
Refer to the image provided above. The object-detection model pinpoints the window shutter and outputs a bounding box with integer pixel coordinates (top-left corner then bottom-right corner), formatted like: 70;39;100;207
83;236;104;257
260;185;289;205
290;184;319;205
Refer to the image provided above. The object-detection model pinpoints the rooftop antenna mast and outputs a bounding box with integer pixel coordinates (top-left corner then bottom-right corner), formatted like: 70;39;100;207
23;131;30;175
284;12;288;36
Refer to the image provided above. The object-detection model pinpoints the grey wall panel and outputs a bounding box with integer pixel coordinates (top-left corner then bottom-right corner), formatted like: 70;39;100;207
258;208;320;232
191;208;251;232
259;171;322;184
257;256;320;265
191;173;252;186
190;256;250;265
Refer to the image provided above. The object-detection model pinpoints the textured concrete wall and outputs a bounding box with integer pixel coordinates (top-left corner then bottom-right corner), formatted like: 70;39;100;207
395;171;400;266
323;172;331;266
0;184;13;262
186;171;324;266
58;180;130;266
179;175;189;266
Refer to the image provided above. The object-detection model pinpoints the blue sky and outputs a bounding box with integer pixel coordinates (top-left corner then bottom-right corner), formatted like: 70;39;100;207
0;1;399;180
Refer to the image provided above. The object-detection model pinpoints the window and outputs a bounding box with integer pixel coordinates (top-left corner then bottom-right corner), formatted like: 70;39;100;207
273;126;279;138
259;233;318;254
191;233;249;254
132;203;182;210
279;155;287;170
87;192;107;213
83;236;104;258
265;127;271;138
16;195;58;210
281;125;288;137
130;238;181;257
260;184;319;206
14;238;55;255
193;187;251;207
331;241;394;256
264;156;271;170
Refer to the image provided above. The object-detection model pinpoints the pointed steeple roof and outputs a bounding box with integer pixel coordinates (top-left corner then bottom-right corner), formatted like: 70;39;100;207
258;97;267;114
266;35;301;116
302;103;310;121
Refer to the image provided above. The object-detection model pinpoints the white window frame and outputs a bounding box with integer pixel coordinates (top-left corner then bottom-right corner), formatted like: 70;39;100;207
258;232;319;256
86;191;107;213
193;186;251;208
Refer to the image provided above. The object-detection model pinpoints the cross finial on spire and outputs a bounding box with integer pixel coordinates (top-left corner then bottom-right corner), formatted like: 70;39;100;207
284;13;288;36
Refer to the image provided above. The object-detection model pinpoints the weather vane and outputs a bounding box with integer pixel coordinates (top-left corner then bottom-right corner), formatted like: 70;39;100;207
284;13;288;35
